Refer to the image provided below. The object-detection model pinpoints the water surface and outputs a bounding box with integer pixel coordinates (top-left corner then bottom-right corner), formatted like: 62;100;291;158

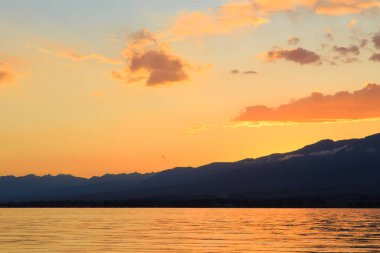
0;208;379;252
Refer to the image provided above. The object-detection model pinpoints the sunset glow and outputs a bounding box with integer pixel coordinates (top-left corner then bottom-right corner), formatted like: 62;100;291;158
1;0;380;177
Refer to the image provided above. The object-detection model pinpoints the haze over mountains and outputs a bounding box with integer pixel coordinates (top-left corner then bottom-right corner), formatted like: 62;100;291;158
1;133;380;207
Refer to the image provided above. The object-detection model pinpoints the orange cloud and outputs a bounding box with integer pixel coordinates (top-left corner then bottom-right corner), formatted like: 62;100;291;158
235;84;380;123
264;47;321;65
172;2;268;37
171;0;380;37
315;0;380;15
348;18;357;29
33;47;123;65
254;0;317;13
0;70;13;83
0;62;15;84
112;29;191;86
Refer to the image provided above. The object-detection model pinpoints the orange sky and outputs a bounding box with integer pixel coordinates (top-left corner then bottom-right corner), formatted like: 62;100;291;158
1;0;380;177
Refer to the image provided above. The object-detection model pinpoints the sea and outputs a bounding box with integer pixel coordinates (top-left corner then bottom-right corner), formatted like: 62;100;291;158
0;208;379;252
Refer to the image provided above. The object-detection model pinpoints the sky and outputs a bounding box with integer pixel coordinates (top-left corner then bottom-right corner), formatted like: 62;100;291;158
1;0;380;177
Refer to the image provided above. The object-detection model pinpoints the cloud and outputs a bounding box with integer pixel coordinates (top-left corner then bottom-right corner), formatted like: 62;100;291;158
263;47;321;65
333;45;360;55
170;1;380;38
33;47;123;65
315;0;380;15
263;31;376;66
171;2;269;37
359;39;368;48
369;53;380;62
112;29;191;86
0;62;15;84
186;124;209;134
325;28;334;41
235;83;380;123
332;45;360;63
372;31;380;49
288;36;300;46
0;69;13;83
348;18;357;29
231;69;258;75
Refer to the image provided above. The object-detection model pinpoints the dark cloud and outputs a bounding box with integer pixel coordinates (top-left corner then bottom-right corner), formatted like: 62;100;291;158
369;53;380;62
130;50;188;85
332;45;360;63
359;39;368;48
112;29;191;86
265;47;321;65
372;31;380;49
235;84;380;123
231;69;257;75
333;45;360;55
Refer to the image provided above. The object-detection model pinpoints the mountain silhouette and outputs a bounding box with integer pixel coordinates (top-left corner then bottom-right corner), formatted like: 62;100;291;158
1;133;380;207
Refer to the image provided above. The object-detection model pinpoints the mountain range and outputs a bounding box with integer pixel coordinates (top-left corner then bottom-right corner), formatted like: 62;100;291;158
1;133;380;207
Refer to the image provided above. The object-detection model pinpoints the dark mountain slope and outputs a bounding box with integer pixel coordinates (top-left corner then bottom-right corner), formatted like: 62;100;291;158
1;133;379;206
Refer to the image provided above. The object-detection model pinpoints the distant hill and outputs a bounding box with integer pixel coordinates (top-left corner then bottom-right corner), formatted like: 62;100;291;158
1;133;380;207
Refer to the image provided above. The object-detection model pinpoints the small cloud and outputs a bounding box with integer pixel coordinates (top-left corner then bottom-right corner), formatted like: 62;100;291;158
0;69;13;84
0;62;16;84
112;29;193;86
359;39;368;48
243;70;258;74
372;31;380;50
333;45;360;55
348;19;357;29
91;90;103;97
369;53;380;62
288;36;300;46
332;45;360;63
230;69;257;75
325;28;334;41
186;124;209;134
234;83;380;124
263;47;321;65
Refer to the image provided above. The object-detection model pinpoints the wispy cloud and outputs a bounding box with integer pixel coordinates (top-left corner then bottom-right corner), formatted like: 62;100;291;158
235;84;380;123
32;46;123;65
